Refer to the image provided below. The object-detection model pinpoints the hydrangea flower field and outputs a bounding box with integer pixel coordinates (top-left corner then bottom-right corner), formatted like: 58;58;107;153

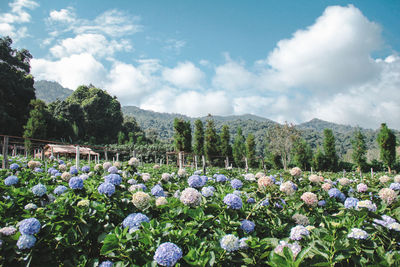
1;157;400;266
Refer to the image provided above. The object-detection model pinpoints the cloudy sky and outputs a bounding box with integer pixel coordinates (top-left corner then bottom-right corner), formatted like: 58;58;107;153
1;0;400;129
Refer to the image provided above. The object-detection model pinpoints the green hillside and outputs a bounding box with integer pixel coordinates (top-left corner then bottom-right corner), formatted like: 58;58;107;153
34;80;73;103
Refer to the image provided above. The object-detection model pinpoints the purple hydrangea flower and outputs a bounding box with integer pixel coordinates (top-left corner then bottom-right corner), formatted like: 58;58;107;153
4;175;18;186
231;179;243;189
151;184;165;197
19;218;41;235
154;242;182;267
69;177;84;190
105;174;122;185
223;193;242;209
98;182;115;196
241;220;255;233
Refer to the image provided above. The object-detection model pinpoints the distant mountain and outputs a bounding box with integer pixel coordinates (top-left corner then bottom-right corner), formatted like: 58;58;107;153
34;80;73;103
36;80;398;160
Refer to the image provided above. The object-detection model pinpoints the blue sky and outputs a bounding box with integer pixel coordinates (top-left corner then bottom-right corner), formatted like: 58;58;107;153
1;0;400;129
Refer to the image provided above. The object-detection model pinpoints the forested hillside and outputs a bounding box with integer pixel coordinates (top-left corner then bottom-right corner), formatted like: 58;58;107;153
34;80;73;103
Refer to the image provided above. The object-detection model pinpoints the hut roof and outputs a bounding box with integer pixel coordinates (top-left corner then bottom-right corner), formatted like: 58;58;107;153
44;144;99;156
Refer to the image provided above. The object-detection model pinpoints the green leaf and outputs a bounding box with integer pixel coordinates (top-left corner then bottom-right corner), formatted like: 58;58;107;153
100;234;119;255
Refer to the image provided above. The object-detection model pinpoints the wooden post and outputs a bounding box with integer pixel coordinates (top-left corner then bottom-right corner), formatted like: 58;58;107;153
2;136;9;169
88;153;91;166
244;157;248;173
202;155;206;174
41;149;44;161
113;157;115;164
51;147;54;157
105;150;108;161
178;152;183;169
311;167;313;174
13;145;16;156
371;168;373;179
166;154;169;166
194;155;198;170
76;146;80;169
116;153;119;162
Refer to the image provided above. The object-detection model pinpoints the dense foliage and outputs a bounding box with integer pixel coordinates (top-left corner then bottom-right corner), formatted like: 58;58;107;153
0;36;35;135
1;156;400;266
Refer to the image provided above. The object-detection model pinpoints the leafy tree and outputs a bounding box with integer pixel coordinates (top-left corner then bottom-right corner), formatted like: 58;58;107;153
193;119;204;156
377;123;396;173
204;116;219;163
265;123;300;170
351;130;367;171
292;138;313;170
66;85;123;144
232;127;246;167
313;146;326;171
323;129;338;171
0;36;35;135
220;125;232;159
122;116;147;144
118;131;125;145
23;99;51;140
246;133;257;167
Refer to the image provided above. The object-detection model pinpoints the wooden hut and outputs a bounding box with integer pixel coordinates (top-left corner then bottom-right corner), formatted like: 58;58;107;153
43;144;99;158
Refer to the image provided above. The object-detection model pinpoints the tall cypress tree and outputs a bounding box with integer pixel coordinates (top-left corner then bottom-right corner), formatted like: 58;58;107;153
232;127;246;167
377;123;396;173
246;133;257;167
323;129;338;171
193;119;204;155
220;125;232;160
173;118;185;152
204;116;219;163
183;121;192;152
351;130;367;172
313;146;326;171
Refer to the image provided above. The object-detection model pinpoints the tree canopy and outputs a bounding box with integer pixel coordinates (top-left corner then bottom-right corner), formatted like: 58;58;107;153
0;36;35;135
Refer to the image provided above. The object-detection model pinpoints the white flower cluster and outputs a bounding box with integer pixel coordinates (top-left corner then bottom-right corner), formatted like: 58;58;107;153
290;167;302;177
280;181;296;195
180;188;201;207
131;191;151;210
348;228;368;239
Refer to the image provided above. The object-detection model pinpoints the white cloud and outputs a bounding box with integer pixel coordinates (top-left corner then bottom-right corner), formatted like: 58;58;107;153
49;33;132;58
31;53;106;90
140;89;233;117
212;58;256;92
49;8;76;23
47;8;142;38
303;56;400;129
266;4;382;93
0;0;38;40
105;60;160;105
162;61;205;89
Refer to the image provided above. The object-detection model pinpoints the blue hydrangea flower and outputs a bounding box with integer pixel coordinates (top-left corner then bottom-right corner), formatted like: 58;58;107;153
32;184;47;197
223;193;242;210
4;175;18;186
17;234;36;249
122;213;150;232
344;197;359;209
151;184;165;197
220;234;240;252
54;172;62;177
231;179;243;189
241;220;255;233
290;225;310;240
318;200;326;206
154;242;182;267
19;218;41;235
247;197;255;204
201;186;215;197
69;166;78;175
216;174;227;182
98;182;115;197
328;188;346;202
81;165;90;173
69;177;84;190
10;163;19;170
48;167;56;174
105;174;122;185
53;185;68;195
24;203;37;210
99;261;113;267
108;166;118;174
34;167;43;173
260;198;269;206
200;175;208;184
58;160;65;165
389;183;400;191
188;175;206;188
